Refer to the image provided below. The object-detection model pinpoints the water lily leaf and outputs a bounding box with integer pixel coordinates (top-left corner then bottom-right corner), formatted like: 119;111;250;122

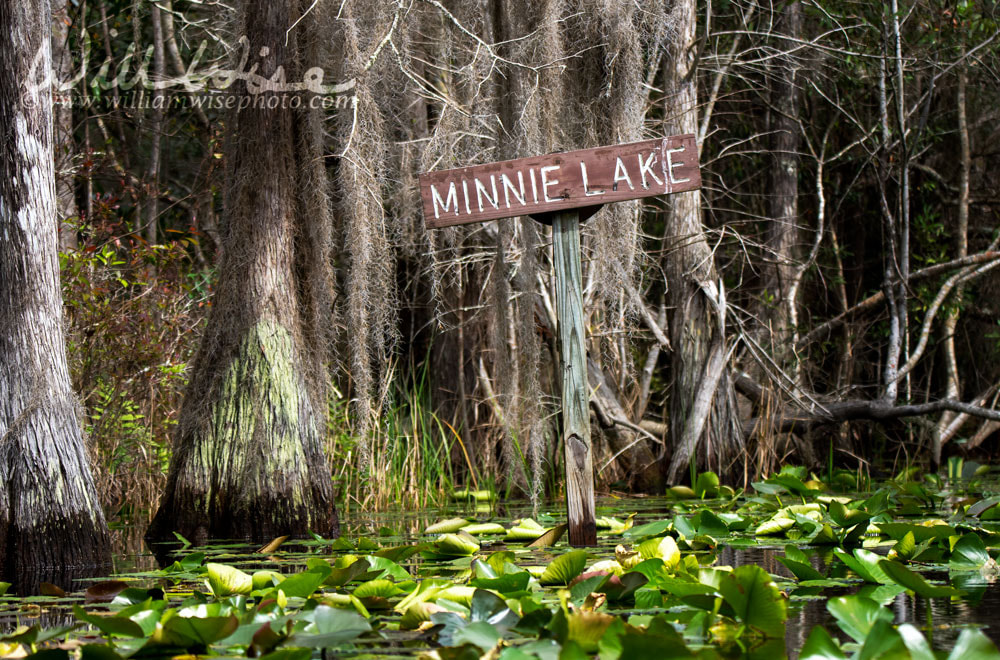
73;605;145;638
897;623;936;660
717;565;787;638
693;510;729;537
947;629;1000;660
85;581;130;604
253;570;284;591
256;536;289;554
275;566;330;598
462;522;507;536
528;524;567;547
426;518;471;534
260;650;311;660
878;522;955;543
353;578;403;599
623;519;672;540
505;519;547;541
429;533;480;557
826;596;893;643
286;606;371;647
833;549;893;585
80;645;125;660
321;557;372;586
601;572;648;603
695;471;720;499
152;614;240;647
829;501;871;528
878;559;962;597
856;618;906;660
0;582;9;596
799;625;846;659
372;545;421;562
39;583;66;597
776;556;824;581
207;563;253;596
539;550;588;586
469;570;531;595
755;516;794;536
967;497;1000;518
637;536;680;568
889;532;916;561
949;533;991;570
400;601;448;630
667;486;696;500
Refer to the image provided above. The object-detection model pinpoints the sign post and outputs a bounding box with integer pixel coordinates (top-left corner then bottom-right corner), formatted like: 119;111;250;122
419;135;700;546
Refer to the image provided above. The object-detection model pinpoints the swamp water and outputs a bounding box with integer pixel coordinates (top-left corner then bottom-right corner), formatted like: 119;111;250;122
2;474;1000;659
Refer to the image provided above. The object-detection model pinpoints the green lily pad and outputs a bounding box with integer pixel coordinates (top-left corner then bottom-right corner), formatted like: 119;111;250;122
539;550;588;586
878;559;962;598
717;565;787;638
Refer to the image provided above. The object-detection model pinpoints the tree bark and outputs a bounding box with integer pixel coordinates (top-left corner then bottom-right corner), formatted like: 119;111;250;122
1;0;110;591
663;0;742;484
51;0;77;250
764;0;802;363
148;0;338;543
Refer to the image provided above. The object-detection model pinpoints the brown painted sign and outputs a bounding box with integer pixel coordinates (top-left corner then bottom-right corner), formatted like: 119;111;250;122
419;134;701;228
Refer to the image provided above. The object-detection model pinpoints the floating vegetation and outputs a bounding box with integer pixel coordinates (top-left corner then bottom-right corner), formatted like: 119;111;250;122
2;466;1000;658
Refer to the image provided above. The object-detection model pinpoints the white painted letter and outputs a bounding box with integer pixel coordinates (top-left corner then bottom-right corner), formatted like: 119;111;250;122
613;157;634;191
475;175;499;212
431;182;459;219
637;152;663;189
501;172;526;208
540;165;562;203
666;146;691;185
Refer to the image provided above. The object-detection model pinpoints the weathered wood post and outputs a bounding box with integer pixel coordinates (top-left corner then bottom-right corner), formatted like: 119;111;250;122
552;210;597;545
419;135;700;547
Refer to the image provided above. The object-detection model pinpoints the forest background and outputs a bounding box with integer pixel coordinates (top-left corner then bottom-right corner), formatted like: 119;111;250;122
42;0;1000;528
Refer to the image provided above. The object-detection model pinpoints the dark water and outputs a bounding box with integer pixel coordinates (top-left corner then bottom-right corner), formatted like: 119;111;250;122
2;496;998;658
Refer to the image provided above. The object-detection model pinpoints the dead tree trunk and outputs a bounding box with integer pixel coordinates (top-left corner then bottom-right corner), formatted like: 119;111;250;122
148;0;337;543
663;0;743;484
0;0;110;590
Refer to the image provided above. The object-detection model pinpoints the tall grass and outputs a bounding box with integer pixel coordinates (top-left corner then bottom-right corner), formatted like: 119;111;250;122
327;358;478;514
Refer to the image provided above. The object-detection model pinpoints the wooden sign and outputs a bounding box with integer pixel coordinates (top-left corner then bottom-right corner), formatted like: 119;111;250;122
419;135;701;548
420;135;700;228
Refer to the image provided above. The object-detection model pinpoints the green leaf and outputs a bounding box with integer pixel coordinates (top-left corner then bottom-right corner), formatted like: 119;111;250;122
717;565;787;638
152;615;240;647
285;606;371;648
0;582;10;596
878;559;962;598
777;556;824;581
833;549;893;585
949;534;990;570
755;516;795;536
275;566;331;598
206;563;253;596
426;518;471;534
947;629;1000;660
462;523;507;536
73;605;145;638
799;625;846;660
539;550;588;586
528;524;567;547
694;471;720;498
856;618;906;660
431;533;480;557
826;596;893;643
890;532;916;561
897;623;935;660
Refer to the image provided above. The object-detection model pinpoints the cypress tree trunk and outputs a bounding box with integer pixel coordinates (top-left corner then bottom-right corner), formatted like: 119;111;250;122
764;0;802;360
0;0;110;590
664;0;743;484
148;0;337;543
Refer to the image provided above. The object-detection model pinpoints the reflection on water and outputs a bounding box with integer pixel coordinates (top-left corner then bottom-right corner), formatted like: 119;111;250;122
723;546;1000;658
1;496;997;658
